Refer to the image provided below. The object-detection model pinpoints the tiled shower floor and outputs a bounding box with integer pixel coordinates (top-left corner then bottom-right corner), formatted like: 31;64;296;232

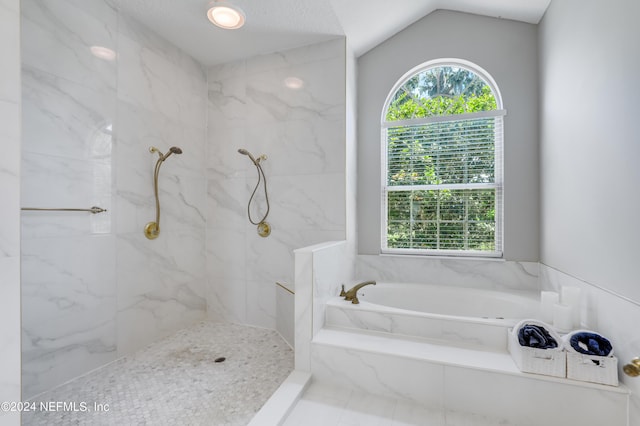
23;321;294;426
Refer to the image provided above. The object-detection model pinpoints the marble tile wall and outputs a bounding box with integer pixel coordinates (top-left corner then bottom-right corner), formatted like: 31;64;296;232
0;0;21;422
356;255;540;292
275;283;295;347
21;0;119;397
114;10;207;356
206;38;347;329
540;264;640;425
20;0;207;398
294;241;354;371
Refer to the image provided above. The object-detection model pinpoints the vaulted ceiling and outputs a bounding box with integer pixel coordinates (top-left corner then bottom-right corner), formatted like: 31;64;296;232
115;0;551;66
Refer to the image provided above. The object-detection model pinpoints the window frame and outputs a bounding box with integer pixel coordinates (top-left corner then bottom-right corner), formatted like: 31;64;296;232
380;58;505;258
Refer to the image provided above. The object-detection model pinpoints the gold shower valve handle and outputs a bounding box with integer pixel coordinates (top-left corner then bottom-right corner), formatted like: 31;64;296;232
144;222;159;240
623;358;640;377
257;221;271;237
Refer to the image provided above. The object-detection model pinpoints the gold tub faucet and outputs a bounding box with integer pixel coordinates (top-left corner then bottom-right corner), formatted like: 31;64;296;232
340;281;376;304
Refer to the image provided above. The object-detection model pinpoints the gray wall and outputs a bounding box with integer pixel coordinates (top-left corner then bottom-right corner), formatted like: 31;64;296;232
540;3;640;420
357;10;539;260
539;0;640;303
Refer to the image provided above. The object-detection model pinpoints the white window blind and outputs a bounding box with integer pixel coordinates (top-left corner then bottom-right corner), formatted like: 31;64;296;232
382;111;504;257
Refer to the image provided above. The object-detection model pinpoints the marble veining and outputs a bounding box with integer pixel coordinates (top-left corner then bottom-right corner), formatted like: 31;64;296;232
206;39;347;330
21;234;117;398
21;0;208;397
20;0;117;92
117;31;206;131
21;66;115;161
292;241;630;426
116;10;205;82
356;255;540;292
0;0;20;103
23;322;294;426
282;381;524;426
0;2;21;425
540;264;640;423
0;100;20;259
308;328;628;426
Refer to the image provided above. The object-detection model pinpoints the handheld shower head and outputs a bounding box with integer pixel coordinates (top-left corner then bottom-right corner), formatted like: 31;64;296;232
161;146;183;161
238;148;271;236
238;148;258;166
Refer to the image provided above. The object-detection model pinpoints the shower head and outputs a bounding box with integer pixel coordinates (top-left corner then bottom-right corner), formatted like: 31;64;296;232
161;146;183;161
238;148;258;166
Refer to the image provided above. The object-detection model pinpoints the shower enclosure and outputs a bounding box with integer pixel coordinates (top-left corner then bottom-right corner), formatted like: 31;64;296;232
20;0;207;398
20;0;348;403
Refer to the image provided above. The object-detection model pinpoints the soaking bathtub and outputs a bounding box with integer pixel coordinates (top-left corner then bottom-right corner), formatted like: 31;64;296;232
325;282;541;351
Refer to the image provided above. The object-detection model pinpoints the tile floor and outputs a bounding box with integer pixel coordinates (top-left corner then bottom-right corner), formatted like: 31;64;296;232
22;321;294;426
282;382;518;426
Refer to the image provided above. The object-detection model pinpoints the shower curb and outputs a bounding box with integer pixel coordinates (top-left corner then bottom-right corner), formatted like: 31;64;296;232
248;370;312;426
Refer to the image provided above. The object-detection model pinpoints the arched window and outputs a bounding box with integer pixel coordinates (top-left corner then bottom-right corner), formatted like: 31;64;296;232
382;59;504;257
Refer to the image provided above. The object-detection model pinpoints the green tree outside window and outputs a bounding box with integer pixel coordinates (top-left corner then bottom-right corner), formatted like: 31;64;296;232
383;64;503;255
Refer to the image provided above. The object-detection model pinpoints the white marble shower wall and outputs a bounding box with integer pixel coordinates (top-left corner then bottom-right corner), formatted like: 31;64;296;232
114;11;207;356
206;38;347;329
356;255;540;292
20;0;207;398
0;0;22;424
294;241;355;371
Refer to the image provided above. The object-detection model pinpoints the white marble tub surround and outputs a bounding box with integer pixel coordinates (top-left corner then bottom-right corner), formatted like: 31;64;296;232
289;246;631;426
327;282;540;351
282;381;449;426
282;380;577;426
357;255;540;292
309;328;629;426
355;282;540;318
540;264;640;422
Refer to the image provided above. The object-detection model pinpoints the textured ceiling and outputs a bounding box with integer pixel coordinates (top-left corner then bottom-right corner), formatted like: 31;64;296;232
115;0;551;66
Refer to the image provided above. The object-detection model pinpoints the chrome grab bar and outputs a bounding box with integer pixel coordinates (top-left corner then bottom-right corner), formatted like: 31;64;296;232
21;206;107;214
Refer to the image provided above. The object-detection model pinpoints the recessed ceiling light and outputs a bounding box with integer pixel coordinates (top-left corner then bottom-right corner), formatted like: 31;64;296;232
207;1;245;30
90;46;116;61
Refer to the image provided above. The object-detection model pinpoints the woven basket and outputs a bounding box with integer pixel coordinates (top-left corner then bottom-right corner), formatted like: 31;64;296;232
508;320;566;378
564;330;618;386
